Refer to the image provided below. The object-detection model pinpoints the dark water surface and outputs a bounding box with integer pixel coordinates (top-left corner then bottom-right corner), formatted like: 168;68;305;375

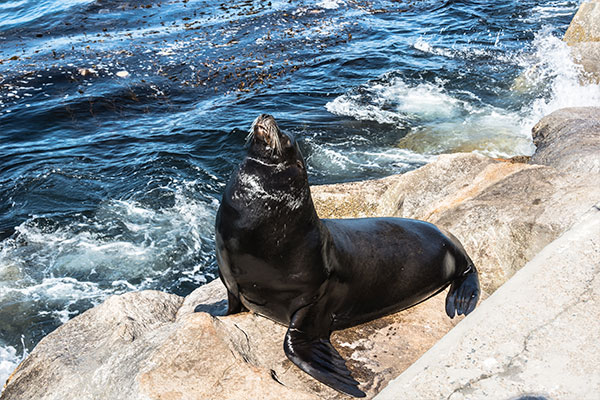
1;0;598;384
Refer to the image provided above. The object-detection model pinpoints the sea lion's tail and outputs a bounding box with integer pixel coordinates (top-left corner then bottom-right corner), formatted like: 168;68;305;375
445;262;480;318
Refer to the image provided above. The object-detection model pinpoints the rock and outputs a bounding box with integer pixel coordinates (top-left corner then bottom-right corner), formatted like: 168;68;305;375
138;312;320;400
3;108;600;400
1;291;183;400
311;174;398;219
568;42;600;83
564;0;600;82
189;282;457;399
1;278;457;400
375;202;600;400
312;153;496;220
530;107;600;176
564;0;600;44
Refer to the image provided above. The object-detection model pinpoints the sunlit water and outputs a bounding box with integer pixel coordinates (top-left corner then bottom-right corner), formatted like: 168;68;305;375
1;0;598;389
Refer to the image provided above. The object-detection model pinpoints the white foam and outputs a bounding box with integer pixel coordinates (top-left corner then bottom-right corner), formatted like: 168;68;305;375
326;24;600;159
0;345;19;392
0;338;28;394
391;81;461;119
317;0;344;10
325;76;530;157
412;37;514;63
326;93;404;126
413;37;456;59
304;134;436;178
0;182;217;354
326;77;463;126
0;277;106;324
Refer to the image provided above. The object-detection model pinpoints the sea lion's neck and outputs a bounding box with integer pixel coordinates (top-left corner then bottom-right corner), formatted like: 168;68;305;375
223;157;318;229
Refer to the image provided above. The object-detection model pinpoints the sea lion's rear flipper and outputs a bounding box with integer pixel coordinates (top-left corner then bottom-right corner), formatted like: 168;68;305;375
284;306;366;398
446;264;480;318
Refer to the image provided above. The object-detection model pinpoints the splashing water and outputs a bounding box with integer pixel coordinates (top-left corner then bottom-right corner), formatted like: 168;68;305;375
519;30;600;128
326;24;599;159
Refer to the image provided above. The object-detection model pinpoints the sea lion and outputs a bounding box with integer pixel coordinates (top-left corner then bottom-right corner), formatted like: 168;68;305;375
215;114;480;397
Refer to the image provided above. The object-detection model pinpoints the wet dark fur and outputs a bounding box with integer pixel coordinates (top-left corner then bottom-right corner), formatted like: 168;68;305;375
215;114;480;397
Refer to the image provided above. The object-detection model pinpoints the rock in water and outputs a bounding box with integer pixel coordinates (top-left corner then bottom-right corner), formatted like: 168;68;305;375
564;0;600;82
531;107;600;176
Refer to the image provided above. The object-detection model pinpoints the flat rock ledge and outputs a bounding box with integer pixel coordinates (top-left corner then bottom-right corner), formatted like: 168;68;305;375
2;107;599;400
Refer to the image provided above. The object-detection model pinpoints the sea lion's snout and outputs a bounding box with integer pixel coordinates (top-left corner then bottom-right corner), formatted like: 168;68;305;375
252;114;278;141
249;114;284;155
253;114;277;136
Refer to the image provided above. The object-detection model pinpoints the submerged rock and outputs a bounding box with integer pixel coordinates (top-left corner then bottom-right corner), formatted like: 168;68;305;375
2;107;600;400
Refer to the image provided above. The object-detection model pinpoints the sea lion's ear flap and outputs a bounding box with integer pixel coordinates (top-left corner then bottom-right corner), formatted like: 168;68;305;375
280;134;293;149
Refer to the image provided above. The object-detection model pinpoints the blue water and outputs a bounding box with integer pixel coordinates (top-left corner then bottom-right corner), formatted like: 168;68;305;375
1;0;598;387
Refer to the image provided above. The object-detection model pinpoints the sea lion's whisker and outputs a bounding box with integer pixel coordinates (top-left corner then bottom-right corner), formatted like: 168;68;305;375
247;114;283;156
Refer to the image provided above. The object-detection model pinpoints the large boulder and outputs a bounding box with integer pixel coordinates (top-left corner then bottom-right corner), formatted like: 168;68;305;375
564;0;600;44
530;107;600;176
1;278;457;400
2;107;600;400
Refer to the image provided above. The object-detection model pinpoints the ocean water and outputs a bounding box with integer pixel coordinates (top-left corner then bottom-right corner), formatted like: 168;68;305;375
1;0;599;389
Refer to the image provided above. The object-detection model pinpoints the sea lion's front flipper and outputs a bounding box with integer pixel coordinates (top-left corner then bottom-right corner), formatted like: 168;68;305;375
445;264;480;318
222;282;248;315
226;289;248;315
284;306;366;398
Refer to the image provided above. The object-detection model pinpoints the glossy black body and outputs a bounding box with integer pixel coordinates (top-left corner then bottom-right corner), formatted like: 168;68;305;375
214;114;479;397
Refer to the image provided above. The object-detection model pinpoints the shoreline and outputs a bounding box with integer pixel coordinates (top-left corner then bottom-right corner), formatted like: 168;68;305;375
2;1;600;399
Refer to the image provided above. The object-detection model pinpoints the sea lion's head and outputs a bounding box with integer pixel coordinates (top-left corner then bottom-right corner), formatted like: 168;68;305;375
247;114;305;170
235;114;311;214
